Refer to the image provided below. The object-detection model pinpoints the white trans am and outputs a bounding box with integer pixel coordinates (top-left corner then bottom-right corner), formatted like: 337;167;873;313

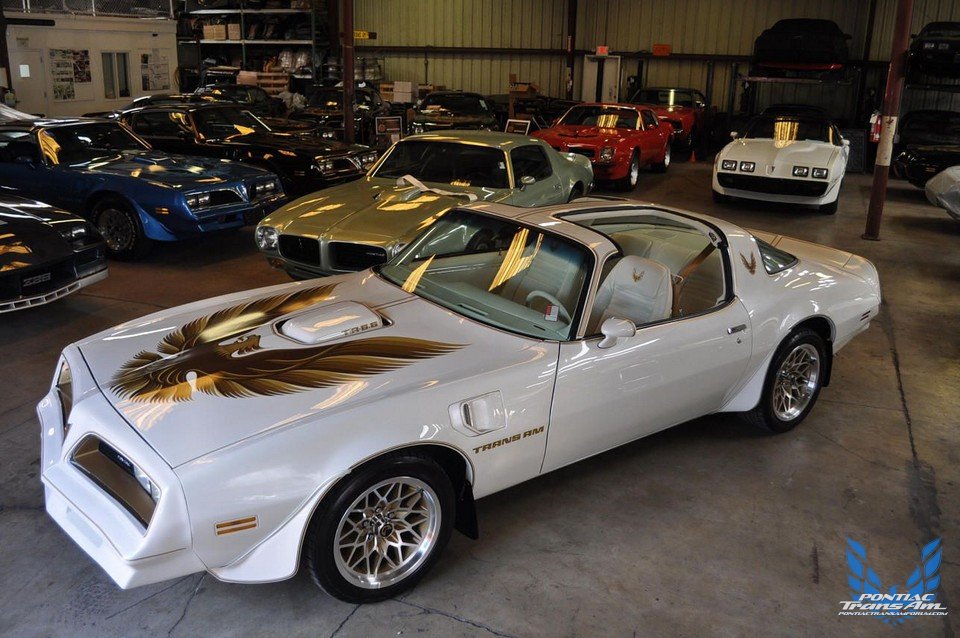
712;113;850;214
38;199;880;603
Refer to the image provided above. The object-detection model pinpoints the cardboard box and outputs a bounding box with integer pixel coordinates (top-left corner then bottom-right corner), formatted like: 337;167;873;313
203;24;227;41
227;23;241;40
393;80;413;93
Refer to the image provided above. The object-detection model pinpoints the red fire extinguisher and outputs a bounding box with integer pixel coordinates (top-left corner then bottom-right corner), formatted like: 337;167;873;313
869;111;882;143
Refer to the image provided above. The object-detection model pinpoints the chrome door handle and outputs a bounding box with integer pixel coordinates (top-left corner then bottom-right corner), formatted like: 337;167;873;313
727;324;747;334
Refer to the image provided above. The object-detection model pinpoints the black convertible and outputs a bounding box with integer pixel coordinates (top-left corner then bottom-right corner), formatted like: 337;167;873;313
0;192;107;313
120;104;378;196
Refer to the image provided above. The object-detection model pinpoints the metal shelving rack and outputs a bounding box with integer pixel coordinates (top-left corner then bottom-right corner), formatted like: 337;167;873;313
180;2;316;72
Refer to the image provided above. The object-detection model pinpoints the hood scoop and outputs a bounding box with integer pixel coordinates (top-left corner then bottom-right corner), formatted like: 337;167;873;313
279;301;384;345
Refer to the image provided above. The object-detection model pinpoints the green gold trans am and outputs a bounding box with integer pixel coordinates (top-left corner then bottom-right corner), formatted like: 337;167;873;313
254;131;594;277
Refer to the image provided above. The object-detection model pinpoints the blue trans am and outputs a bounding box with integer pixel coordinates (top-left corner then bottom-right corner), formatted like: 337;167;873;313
0;119;286;258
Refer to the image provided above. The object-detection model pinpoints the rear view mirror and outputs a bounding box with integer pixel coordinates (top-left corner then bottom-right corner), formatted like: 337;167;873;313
598;317;636;349
177;130;192;141
14;156;37;167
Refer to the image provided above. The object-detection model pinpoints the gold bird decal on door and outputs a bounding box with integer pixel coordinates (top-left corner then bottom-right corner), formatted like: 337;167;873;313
110;283;463;403
740;252;757;275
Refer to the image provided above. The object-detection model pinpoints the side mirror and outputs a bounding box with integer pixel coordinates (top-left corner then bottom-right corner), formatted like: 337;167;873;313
598;316;636;349
177;130;193;141
730;131;739;140
519;175;536;189
842;138;851;147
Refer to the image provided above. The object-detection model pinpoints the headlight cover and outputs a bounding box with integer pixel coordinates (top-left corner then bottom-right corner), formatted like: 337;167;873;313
739;161;756;173
56;358;73;436
255;225;279;251
721;159;738;171
812;167;829;179
185;192;211;210
57;222;89;242
321;130;336;139
598;146;616;163
792;166;810;177
361;151;378;166
317;158;335;173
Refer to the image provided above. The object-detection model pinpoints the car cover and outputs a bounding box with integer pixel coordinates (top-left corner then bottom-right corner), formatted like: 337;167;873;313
925;165;960;221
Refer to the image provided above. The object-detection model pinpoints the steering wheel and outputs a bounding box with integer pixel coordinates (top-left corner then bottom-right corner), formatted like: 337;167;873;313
525;290;571;323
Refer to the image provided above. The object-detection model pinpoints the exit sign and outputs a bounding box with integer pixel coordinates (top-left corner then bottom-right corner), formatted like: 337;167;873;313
595;45;609;56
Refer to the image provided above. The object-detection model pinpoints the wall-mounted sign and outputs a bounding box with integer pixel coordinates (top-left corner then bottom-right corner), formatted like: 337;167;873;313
140;52;170;91
505;119;531;135
354;30;377;40
375;115;403;147
652;43;672;56
595;45;609;56
49;49;91;101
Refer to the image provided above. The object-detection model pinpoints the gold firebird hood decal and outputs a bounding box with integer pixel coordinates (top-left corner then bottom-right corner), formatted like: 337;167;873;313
109;283;463;403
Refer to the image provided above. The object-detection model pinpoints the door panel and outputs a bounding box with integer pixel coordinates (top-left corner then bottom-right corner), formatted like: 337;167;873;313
543;300;752;473
9;50;46;117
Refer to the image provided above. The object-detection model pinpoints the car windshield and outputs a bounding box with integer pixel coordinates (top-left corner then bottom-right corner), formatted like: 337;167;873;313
193;107;270;138
632;89;696;107
743;116;839;145
421;94;490;114
559;105;638;129
40;122;150;164
379;210;591;340
373;140;510;189
902;113;960;145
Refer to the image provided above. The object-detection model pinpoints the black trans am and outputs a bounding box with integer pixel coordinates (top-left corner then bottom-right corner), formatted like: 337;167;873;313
290;86;390;145
120;104;378;196
409;91;498;134
0;192;107;313
908;22;960;82
893;110;960;188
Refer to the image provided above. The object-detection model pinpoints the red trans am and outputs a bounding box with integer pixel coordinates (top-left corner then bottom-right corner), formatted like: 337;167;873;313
630;87;707;150
533;103;672;191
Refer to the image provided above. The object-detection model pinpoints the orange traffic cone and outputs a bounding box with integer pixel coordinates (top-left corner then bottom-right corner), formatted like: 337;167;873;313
690;149;697;163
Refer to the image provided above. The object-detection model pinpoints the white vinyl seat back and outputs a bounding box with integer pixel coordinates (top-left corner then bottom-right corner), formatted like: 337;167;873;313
589;255;673;332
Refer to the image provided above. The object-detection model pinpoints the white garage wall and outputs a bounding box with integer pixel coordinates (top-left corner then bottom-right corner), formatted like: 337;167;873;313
6;13;177;117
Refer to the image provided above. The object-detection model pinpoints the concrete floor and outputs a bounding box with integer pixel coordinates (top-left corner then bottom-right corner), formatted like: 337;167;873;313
1;161;958;637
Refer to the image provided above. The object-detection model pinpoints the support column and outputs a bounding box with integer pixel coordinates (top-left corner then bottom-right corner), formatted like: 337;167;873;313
863;0;914;240
565;0;577;100
342;0;355;143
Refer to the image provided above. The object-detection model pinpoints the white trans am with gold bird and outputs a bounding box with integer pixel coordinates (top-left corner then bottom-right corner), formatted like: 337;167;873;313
39;199;880;603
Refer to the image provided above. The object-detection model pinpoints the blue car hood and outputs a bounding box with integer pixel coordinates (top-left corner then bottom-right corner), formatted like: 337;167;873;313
72;151;269;186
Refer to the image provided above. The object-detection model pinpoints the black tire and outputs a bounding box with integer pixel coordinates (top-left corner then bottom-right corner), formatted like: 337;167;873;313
616;151;640;191
819;199;838;215
93;197;152;260
741;327;827;434
652;144;671;173
302;452;456;603
712;189;730;204
568;183;584;202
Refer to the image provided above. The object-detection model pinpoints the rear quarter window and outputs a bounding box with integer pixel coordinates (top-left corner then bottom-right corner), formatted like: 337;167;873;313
756;238;797;274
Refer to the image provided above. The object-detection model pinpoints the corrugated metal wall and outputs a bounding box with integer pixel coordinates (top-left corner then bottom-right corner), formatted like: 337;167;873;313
355;0;960;114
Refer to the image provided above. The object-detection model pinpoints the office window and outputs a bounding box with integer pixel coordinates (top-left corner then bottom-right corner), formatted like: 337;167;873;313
102;52;130;100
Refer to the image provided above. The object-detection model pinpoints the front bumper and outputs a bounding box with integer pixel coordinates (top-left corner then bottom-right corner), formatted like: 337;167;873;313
713;170;839;205
38;349;205;588
1;262;107;314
